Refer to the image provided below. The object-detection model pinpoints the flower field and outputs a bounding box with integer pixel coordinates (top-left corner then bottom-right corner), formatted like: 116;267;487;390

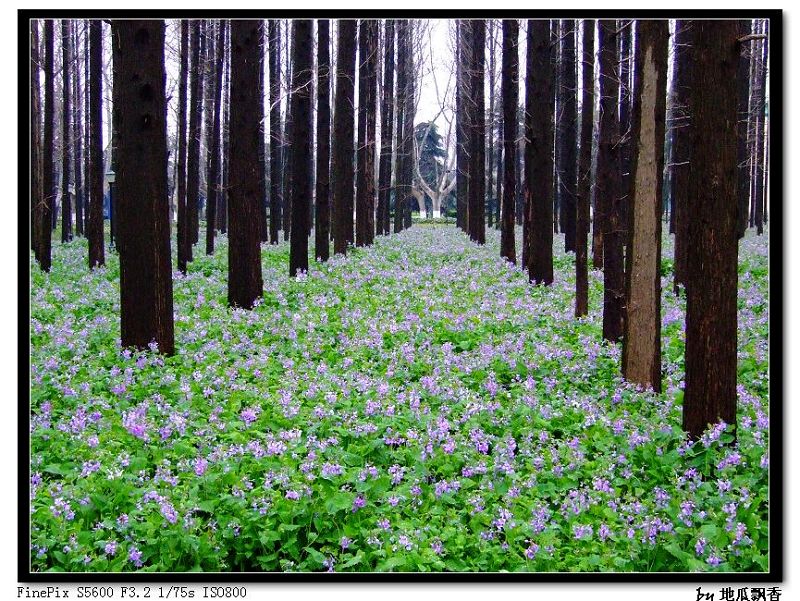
29;225;770;573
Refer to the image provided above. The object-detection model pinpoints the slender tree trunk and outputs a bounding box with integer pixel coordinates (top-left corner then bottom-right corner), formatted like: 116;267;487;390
112;19;175;355
672;20;692;294
87;20;104;268
500;19;518;264
187;20;203;249
332;19;357;255
753;19;768;236
268;20;282;244
525;19;554;285
487;20;496;230
553;20;564;237
468;20;486;244
735;20;752;240
315;19;331;261
402;21;415;231
257;22;268;243
622;20;668;392
393;20;408;234
282;22;293;242
377;19;395;237
356;20;379;247
598;19;624;342
206;20;224;255
288;19;313;277
38;20;55;272
177;20;190;273
72;22;84;238
31;20;42;256
219;21;230;234
576;19;595;318
83;21;90;238
494;112;503;229
683;20;739;440
228;20;264;309
618;20;633;262
561;20;578;253
455;20;469;233
61;20;73;243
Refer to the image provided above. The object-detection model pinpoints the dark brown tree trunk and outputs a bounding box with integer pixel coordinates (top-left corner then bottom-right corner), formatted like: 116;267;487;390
672;20;692;294
576;19;595;318
38;19;55;272
187;20;203;250
87;20;104;268
393;20;408;234
315;19;331;261
735;20;752;240
31;20;42;255
206;20;224;256
598;19;624;341
468;19;486;244
494;112;503;229
561;20;578;253
376;19;395;237
455;20;469;233
61;20;73;243
257;22;268;243
553;20;564;238
332;19;357;255
72;22;84;238
228;20;264;309
683;20;739;440
525;19;554;285
219;21;230;234
288;19;313;277
618;21;633;262
282;22;293;242
356;20;378;247
402;21;414;231
622;19;668;392
487;20;496;230
268;20;282;244
111;19;175;355
177;20;190;273
500;19;518;264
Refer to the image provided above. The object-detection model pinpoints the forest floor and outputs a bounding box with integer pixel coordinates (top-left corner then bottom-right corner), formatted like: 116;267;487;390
29;225;770;572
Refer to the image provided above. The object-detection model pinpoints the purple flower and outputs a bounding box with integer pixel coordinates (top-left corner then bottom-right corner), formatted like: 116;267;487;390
104;541;117;556
340;536;352;550
352;495;366;512
525;543;540;560
695;538;707;556
128;546;143;568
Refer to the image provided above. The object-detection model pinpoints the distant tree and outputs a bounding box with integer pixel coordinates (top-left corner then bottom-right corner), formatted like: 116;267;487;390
455;20;469;233
111;19;175;355
468;19;486;244
735;20;752;240
376;19;395;236
268;20;282;244
751;19;768;236
486;20;497;230
622;19;668;392
332;19;357;255
61;20;73;244
598;19;624;342
560;20;577;253
618;21;633;261
87;19;104;269
500;19;518;264
31;20;42;255
176;20;190;273
315;19;331;261
282;21;293;241
228;20;264;309
187;20;204;249
525;20;554;285
37;19;55;272
402;20;415;231
288;19;313;277
575;19;595;318
257;22;268;243
205;20;225;256
219;20;230;234
683;20;739;440
672;20;692;294
72;22;84;238
356;20;379;247
394;20;409;234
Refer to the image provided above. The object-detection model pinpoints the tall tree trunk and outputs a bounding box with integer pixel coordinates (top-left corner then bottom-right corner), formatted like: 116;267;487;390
561;20;578;253
228;20;264;309
752;19;768;236
525;20;554;285
356;20;379;247
672;20;692;294
288;20;313;277
468;19;486;244
393;20;408;234
31;20;42;256
500;19;518;264
87;20;104;268
494;112;503;229
219;20;230;234
315;19;331;261
576;19;595;318
735;19;752;240
622;20;668;392
61;20;73;243
599;19;625;342
282;22;293;241
38;19;55;272
72;22;84;238
187;20;203;249
455;20;469;233
332;19;357;255
111;19;175;355
683;20;739;440
553;20;564;237
487;20;496;229
177;20;190;273
376;19;395;237
402;21;415;231
257;22;268;243
618;20;633;263
205;20;225;255
268;20;282;244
